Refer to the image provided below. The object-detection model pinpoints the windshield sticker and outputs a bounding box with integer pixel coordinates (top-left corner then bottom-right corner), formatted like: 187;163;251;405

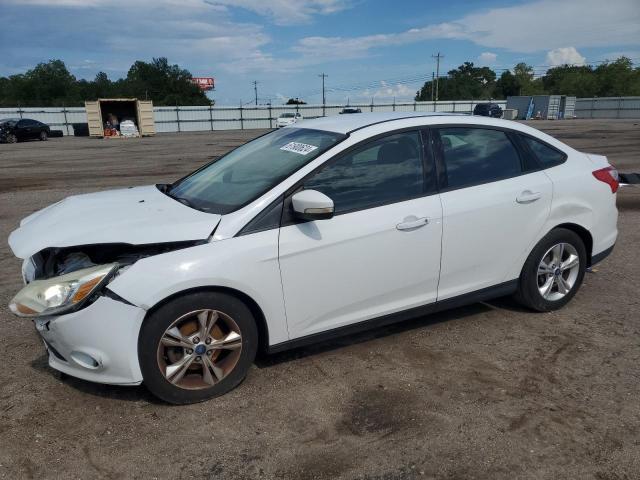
280;142;318;155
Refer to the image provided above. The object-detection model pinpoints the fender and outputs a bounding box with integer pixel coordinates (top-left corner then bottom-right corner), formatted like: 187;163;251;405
108;230;290;346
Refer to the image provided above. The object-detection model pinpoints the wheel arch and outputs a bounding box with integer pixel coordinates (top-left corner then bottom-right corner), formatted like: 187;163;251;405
550;222;594;266
143;286;270;354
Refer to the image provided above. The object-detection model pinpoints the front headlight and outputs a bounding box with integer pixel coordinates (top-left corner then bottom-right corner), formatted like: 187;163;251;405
9;263;118;317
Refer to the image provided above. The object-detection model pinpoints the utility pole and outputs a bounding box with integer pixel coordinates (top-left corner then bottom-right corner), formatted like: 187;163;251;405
252;80;259;105
430;72;434;101
432;52;444;101
319;73;328;116
318;73;328;105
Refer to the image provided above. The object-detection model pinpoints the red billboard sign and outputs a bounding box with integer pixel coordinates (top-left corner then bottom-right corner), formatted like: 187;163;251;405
191;77;215;91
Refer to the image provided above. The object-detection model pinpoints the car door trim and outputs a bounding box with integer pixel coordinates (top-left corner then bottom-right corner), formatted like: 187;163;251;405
267;279;518;353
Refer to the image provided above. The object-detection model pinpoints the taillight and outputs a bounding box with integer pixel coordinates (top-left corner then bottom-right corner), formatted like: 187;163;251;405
592;166;619;193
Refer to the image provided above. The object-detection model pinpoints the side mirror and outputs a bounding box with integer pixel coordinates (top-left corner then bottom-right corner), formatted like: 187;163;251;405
291;190;334;221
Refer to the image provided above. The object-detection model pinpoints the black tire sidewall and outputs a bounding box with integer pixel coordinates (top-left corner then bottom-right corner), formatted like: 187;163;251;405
138;291;258;404
518;228;587;312
40;131;47;141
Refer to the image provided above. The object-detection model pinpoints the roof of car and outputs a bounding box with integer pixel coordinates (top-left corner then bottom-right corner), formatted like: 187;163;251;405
297;112;466;134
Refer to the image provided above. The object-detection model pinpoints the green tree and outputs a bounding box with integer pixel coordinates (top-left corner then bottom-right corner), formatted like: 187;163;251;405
123;57;210;105
0;60;79;106
542;65;598;97
285;97;306;104
494;71;519;98
415;62;496;101
594;57;640;96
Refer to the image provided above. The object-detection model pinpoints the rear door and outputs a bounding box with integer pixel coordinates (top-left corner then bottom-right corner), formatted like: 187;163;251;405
278;130;443;338
85;101;103;137
16;119;33;139
433;126;553;300
137;100;156;136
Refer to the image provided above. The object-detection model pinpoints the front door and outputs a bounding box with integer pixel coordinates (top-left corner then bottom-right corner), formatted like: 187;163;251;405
278;130;443;339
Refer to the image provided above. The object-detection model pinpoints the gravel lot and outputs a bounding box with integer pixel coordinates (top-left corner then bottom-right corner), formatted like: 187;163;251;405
0;119;638;480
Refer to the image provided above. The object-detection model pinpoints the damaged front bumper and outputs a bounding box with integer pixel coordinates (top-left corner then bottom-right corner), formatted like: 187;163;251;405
34;295;145;385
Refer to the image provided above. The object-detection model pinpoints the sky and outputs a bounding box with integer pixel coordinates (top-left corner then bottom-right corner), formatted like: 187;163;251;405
0;0;639;105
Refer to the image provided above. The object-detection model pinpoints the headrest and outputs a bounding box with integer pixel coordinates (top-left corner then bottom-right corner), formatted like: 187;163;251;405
377;140;416;164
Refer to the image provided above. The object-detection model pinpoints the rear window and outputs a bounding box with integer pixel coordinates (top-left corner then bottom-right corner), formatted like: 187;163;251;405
438;127;522;189
521;135;566;168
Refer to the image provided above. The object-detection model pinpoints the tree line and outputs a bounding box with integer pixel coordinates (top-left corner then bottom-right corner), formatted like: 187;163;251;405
0;58;211;107
1;56;638;107
415;57;640;101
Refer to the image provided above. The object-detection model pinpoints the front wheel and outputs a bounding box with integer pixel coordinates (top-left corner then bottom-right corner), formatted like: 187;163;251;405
515;228;587;312
138;292;258;404
5;133;18;143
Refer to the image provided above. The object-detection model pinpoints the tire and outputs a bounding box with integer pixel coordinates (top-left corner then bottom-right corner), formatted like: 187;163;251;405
6;133;17;144
138;292;258;404
39;130;48;141
514;228;587;312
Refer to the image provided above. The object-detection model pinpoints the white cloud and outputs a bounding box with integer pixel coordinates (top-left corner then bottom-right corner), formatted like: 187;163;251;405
0;0;352;24
360;81;415;101
208;0;352;24
477;52;497;65
285;0;640;63
545;47;586;66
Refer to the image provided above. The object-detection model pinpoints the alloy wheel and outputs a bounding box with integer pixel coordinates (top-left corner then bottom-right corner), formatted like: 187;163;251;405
156;309;242;390
537;242;580;301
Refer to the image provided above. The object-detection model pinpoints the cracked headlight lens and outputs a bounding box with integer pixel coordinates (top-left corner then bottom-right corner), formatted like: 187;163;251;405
9;263;118;317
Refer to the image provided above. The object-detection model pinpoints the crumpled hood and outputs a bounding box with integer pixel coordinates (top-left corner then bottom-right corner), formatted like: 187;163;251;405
8;185;221;259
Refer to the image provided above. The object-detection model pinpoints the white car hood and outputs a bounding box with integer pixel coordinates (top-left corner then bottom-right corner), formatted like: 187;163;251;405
8;185;221;259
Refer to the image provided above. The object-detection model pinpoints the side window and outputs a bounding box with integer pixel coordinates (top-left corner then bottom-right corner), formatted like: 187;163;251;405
521;135;566;168
304;131;424;214
437;127;522;189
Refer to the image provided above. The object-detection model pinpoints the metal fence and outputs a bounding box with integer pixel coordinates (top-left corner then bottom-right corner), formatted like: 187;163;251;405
0;100;502;136
574;97;640;119
1;97;638;135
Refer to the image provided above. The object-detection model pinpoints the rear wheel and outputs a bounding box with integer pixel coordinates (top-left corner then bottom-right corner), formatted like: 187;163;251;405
39;130;48;141
139;292;258;404
515;228;586;312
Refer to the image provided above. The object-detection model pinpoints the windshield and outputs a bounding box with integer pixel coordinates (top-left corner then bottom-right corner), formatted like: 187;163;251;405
0;118;19;126
280;113;295;118
168;128;345;214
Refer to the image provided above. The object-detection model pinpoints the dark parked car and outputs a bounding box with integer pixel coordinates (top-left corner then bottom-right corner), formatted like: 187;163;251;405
0;118;51;143
473;103;503;118
339;107;362;114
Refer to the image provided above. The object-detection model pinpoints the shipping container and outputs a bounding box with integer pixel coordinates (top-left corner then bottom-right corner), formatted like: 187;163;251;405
506;95;577;120
84;98;155;137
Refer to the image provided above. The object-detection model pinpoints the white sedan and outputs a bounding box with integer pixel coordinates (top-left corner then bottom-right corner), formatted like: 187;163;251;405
276;112;302;128
8;113;618;404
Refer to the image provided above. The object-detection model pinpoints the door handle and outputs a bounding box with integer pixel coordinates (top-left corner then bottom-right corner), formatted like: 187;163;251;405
516;190;542;204
396;216;429;231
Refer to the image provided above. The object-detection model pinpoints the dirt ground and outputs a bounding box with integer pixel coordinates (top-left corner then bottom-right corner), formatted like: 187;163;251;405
0;119;638;480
